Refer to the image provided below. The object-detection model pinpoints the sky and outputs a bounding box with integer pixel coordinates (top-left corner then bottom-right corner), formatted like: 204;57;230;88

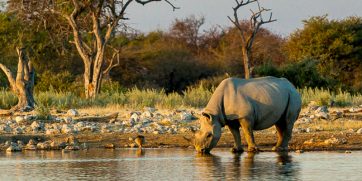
125;0;362;36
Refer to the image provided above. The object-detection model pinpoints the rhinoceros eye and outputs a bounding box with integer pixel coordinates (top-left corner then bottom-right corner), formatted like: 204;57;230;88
206;133;212;138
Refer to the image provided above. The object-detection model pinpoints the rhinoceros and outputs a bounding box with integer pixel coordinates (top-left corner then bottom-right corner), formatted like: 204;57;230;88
194;76;301;153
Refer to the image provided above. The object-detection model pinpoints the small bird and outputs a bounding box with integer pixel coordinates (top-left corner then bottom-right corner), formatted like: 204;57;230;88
134;135;145;148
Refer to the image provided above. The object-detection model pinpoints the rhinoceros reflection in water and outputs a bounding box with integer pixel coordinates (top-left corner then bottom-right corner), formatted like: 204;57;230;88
194;76;301;153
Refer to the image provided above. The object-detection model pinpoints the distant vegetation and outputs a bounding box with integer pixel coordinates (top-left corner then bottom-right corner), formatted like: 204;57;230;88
1;1;362;110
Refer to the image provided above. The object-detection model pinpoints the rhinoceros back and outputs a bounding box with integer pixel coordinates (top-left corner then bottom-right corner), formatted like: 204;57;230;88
203;76;301;129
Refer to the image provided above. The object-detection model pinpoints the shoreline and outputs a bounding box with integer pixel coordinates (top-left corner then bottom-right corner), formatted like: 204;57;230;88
1;132;361;152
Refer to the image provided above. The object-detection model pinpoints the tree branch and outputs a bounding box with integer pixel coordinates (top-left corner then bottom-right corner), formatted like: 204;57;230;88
0;63;16;91
103;47;120;75
135;0;179;11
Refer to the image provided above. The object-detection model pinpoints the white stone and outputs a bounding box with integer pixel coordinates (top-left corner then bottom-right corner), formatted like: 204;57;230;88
141;111;153;118
61;125;73;134
356;128;362;134
349;107;361;113
75;121;85;128
315;106;328;113
315;112;329;120
37;142;51;150
31;121;41;130
180;112;193;121
64;145;80;151
144;107;157;113
306;128;311;133
130;113;140;122
46;129;60;135
64;117;73;124
67;109;79;116
15;116;26;124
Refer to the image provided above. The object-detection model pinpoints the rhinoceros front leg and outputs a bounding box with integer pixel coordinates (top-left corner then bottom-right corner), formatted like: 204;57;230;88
239;118;259;152
227;123;244;153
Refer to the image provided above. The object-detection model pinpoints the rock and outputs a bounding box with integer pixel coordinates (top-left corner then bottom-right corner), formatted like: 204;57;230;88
4;141;11;147
15;116;26;124
315;112;329;120
152;130;160;135
67;109;79;116
13;127;24;134
28;139;37;145
24;144;37;150
144;107;157;113
0;124;12;133
50;141;66;150
46;129;60;135
348;107;361;113
315;106;328;113
303;138;315;144
75;121;85;128
306;128;312;133
64;145;80;150
335;111;343;118
295;150;304;153
66;135;79;146
180;112;193;121
130;113;140;122
109;119;116;124
356;128;362;134
101;125;111;133
297;117;312;124
141;111;153;118
25;139;37;150
24;115;34;121
104;143;115;149
31;121;43;132
37;141;51;150
61;124;74;134
324;137;347;145
64;117;73;124
6;144;21;152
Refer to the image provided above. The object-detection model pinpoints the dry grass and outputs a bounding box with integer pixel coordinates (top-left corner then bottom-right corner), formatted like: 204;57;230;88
1;87;361;110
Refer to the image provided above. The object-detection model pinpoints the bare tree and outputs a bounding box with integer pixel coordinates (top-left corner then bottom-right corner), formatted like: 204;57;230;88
228;0;276;79
0;47;35;112
45;0;178;98
170;15;205;54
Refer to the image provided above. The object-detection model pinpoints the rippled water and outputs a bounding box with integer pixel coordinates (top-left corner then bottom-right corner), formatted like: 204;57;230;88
0;149;361;181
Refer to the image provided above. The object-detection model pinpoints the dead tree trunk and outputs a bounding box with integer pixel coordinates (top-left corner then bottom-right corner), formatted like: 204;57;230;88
51;0;177;99
228;0;276;79
0;47;35;112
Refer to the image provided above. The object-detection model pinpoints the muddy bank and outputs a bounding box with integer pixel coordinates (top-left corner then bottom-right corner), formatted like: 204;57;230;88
1;131;361;152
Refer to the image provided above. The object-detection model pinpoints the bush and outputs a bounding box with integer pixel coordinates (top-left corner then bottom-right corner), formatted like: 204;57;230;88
0;89;17;109
35;70;81;92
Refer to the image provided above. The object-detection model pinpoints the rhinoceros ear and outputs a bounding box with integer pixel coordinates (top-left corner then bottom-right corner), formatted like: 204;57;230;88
202;112;213;123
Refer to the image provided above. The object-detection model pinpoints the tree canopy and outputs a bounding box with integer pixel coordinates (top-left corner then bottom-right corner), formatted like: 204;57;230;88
285;15;362;91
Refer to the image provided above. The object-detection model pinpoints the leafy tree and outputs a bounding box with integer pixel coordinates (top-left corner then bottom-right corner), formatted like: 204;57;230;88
285;15;362;91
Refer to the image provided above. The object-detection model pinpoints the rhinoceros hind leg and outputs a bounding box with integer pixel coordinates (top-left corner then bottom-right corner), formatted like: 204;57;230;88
227;122;244;153
273;110;298;152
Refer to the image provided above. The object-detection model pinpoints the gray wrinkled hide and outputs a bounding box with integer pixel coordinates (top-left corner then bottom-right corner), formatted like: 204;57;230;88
203;76;301;130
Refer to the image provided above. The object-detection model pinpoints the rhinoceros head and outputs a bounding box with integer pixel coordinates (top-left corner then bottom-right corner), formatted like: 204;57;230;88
194;113;222;153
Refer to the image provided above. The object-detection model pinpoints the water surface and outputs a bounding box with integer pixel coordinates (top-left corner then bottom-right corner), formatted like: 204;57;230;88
0;149;361;181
